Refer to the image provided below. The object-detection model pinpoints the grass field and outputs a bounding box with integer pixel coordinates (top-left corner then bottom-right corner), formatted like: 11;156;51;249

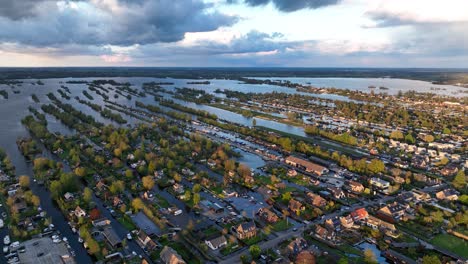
431;234;468;259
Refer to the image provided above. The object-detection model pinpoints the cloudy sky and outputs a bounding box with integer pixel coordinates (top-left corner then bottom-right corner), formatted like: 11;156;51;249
0;0;467;67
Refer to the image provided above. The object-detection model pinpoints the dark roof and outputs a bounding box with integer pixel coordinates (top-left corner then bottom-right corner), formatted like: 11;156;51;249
102;226;122;248
131;211;162;236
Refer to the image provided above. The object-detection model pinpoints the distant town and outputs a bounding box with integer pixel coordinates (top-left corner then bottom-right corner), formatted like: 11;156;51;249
0;70;466;264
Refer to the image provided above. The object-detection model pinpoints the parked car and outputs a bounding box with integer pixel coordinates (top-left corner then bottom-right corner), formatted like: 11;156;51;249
3;235;10;245
126;233;132;240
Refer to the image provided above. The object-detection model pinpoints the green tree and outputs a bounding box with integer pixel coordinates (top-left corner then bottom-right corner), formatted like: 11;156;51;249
364;249;377;264
142;176;155;190
452;169;466;190
184;190;191;201
368;159;385;174
193;184;201;193
390;130;404;140
405;133;415;144
422;255;441;264
74;167;86;177
337;257;349;264
193;193;200;206
249;245;261;259
83;187;92;204
109;180;125;194
125;169;133;178
131;198;144;211
19;175;30;189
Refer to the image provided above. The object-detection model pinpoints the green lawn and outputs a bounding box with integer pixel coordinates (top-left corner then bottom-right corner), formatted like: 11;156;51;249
431;234;468;259
272;219;293;232
117;215;137;231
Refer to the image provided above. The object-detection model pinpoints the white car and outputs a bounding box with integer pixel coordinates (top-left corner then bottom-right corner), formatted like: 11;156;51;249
3;246;8;254
0;219;4;228
127;233;132;240
78;237;83;243
3;235;10;245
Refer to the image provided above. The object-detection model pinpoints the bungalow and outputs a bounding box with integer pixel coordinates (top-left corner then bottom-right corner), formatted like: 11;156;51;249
257;207;279;224
350;208;369;222
285;156;328;176
287;237;308;256
74;206;86;218
233;221;257;240
205;235;227;250
160;246;186;264
306;192;327;208
435;189;459;201
288;199;305;215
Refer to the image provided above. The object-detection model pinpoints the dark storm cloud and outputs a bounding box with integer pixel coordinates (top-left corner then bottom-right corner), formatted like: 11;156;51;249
228;0;341;12
0;0;49;20
0;0;238;46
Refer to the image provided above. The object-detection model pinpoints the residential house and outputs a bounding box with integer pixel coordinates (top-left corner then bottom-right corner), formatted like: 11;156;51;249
205;235;227;250
288;199;305;215
222;190;238;198
314;225;336;241
257;207;279;224
137;231;158;251
160;246;186;264
377;202;407;222
370;177;390;189
173;183;185;194
340;215;354;229
440;164;459;177
328;187;346;199
436;189;459;201
12;200;27;214
285;156;328;176
102;226;122;249
95;180;108;192
287;237;308;256
347;181;364;193
287;169;298;177
325;217;342;232
74;206;86;218
306;192;327;208
351;208;369;222
233;221;257;240
411;189;431;202
64;192;74;201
